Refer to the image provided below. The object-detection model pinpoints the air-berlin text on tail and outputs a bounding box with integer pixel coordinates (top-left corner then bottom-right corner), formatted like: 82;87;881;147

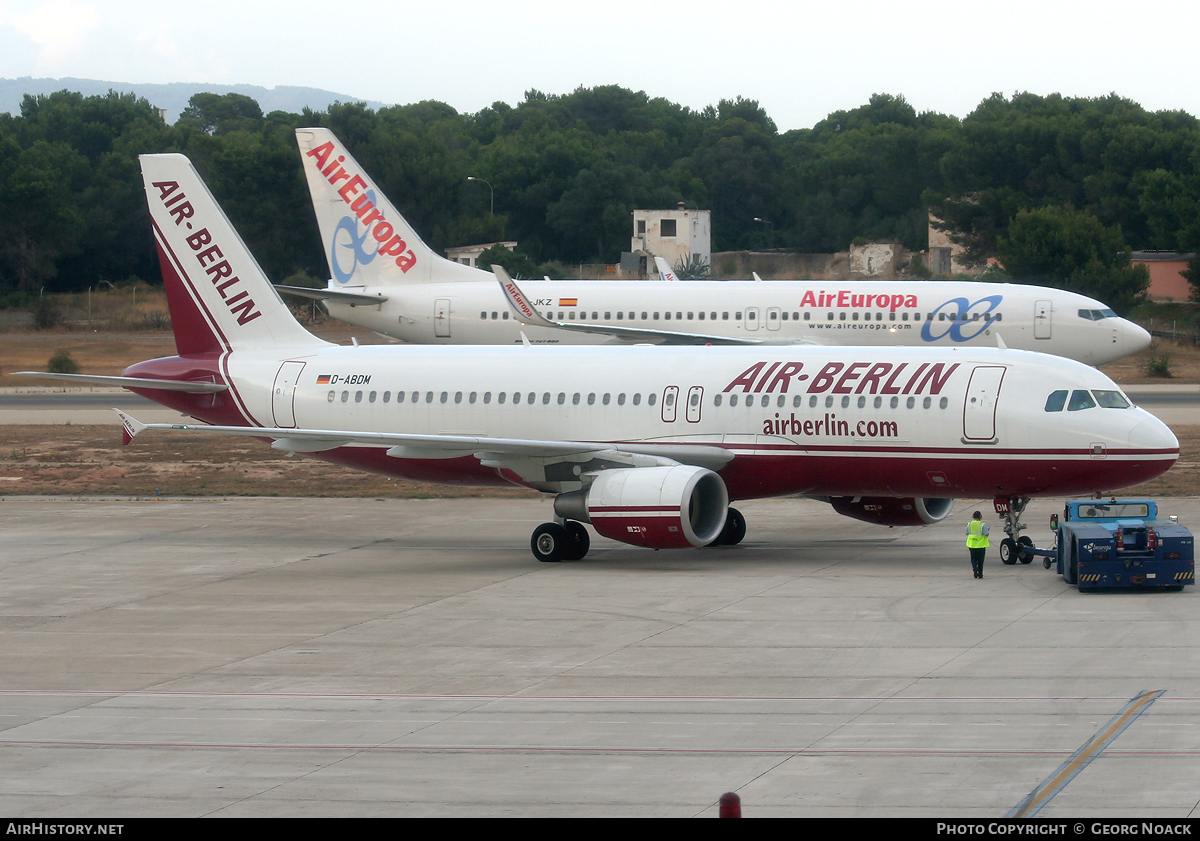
305;141;417;273
724;360;961;395
151;180;262;326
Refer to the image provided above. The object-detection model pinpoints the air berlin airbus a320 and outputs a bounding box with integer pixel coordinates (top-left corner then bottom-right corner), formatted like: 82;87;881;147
20;155;1179;563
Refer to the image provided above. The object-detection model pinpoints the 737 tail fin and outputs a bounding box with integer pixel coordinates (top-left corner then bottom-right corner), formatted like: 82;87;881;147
141;154;324;355
654;256;679;282
295;127;487;287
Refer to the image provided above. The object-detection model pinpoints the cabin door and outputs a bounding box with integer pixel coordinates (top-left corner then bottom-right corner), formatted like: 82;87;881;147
1034;299;1052;339
435;298;452;338
962;365;1006;442
271;361;306;429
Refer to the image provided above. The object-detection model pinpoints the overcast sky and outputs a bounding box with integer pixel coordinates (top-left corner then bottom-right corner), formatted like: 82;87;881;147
0;0;1196;132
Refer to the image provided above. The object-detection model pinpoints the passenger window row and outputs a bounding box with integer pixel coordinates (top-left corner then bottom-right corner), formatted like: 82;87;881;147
328;390;661;407
478;310;1004;324
326;389;950;411
715;393;950;410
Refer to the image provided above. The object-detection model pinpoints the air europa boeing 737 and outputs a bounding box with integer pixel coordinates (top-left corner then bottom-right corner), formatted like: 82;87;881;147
277;127;1150;365
19;155;1177;563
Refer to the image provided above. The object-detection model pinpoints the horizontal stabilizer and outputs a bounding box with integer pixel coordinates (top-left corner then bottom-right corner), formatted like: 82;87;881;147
274;285;388;305
113;409;147;445
14;372;228;393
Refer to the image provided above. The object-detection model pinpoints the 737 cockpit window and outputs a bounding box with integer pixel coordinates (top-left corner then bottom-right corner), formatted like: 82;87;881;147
1078;309;1119;320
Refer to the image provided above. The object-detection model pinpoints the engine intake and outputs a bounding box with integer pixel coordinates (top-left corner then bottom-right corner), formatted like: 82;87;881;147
555;465;729;549
828;496;954;526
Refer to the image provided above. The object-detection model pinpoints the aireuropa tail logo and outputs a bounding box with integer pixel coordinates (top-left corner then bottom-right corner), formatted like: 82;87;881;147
330;190;380;285
921;295;1003;343
305;141;417;282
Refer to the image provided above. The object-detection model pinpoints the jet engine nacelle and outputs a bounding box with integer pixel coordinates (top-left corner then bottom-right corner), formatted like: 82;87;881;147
828;496;954;527
555;465;729;549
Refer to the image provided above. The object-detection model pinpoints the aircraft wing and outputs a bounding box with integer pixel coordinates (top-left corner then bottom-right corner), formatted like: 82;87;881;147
14;372;229;393
114;411;734;473
492;265;817;346
274;285;389;305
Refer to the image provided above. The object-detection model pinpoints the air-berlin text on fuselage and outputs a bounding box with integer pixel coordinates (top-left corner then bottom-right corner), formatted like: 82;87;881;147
151;180;262;326
304;141;418;274
724;360;961;395
801;290;918;312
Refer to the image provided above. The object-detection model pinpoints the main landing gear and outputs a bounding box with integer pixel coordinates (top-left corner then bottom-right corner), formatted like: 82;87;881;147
994;496;1035;565
531;521;590;563
528;507;747;562
708;507;746;547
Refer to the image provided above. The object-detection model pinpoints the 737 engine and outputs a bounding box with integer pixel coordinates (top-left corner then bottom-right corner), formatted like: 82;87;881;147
828;496;955;526
554;465;729;549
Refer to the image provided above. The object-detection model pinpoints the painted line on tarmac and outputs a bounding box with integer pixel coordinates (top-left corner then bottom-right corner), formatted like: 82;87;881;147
1006;689;1164;818
2;689;1198;702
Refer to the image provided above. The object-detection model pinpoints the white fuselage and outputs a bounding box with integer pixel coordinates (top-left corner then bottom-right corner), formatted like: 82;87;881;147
324;279;1150;366
187;342;1175;501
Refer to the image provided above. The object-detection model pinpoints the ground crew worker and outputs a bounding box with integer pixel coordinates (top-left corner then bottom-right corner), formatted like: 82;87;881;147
966;511;990;578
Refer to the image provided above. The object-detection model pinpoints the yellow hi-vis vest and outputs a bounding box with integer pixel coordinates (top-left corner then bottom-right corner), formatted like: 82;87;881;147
966;519;990;549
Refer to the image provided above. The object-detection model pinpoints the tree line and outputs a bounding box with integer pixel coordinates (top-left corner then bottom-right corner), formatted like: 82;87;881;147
2;86;1198;312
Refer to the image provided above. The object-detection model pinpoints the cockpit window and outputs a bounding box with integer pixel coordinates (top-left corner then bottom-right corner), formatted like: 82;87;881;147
1077;308;1119;321
1092;390;1131;408
1044;390;1068;412
1067;390;1097;411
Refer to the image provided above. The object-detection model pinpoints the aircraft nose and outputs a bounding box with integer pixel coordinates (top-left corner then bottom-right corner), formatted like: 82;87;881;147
1120;319;1152;356
1128;414;1178;453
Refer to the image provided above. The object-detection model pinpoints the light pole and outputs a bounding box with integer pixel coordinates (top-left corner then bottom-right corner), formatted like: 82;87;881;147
753;217;774;249
467;176;493;215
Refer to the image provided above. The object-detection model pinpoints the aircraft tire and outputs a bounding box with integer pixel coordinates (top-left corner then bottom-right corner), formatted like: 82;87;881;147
532;523;569;563
563;521;590;561
721;508;746;546
1000;538;1018;565
1018;536;1034;564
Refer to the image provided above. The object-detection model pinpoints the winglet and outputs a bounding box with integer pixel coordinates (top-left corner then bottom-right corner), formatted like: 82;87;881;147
653;256;679;282
493;265;556;328
114;409;147;446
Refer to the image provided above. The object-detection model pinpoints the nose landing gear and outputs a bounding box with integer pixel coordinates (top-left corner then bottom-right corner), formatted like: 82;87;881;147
994;496;1035;565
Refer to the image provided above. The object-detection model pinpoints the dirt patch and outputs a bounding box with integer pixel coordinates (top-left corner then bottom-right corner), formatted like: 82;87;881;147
0;425;538;499
1101;338;1200;384
0;324;389;387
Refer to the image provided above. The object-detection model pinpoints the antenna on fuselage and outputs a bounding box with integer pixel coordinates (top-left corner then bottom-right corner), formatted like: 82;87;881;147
996;335;1008;350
